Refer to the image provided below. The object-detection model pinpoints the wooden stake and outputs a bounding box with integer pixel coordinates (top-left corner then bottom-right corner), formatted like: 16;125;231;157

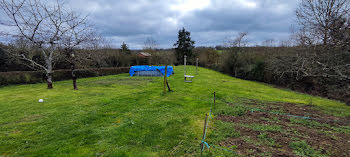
166;80;172;92
214;92;216;109
163;65;168;95
196;58;198;74
201;113;208;156
184;55;187;76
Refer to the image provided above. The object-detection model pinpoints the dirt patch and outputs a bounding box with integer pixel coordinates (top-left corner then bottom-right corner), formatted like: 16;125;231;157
21;114;43;122
215;103;350;156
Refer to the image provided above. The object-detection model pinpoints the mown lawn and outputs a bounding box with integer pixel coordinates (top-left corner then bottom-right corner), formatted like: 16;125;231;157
0;66;349;156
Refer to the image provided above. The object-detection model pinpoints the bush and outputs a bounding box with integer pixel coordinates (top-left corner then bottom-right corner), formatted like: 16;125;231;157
0;67;130;86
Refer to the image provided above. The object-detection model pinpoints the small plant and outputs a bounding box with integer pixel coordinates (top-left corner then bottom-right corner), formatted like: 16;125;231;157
308;97;313;106
289;140;328;157
331;126;350;134
289;118;332;129
242;136;258;146
257;132;281;148
215;104;249;116
260;117;280;123
270;109;286;114
241;123;282;132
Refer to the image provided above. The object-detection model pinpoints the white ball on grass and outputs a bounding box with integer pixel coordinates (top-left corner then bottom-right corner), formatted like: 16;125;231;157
38;99;44;103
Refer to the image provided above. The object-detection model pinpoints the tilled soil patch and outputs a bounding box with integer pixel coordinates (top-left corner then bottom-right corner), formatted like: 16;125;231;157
215;103;350;156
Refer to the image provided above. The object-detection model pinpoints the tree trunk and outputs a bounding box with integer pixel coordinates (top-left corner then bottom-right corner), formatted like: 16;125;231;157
44;51;54;89
46;72;53;89
71;63;78;90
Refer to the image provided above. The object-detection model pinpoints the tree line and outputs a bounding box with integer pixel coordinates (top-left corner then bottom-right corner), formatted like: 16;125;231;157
191;0;350;105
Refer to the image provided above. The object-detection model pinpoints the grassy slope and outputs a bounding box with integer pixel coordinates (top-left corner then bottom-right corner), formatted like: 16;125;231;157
0;66;348;156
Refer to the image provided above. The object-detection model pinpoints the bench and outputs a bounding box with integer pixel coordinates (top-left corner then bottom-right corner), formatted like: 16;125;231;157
184;75;194;83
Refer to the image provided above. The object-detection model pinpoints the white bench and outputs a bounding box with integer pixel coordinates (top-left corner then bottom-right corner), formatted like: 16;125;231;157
184;75;194;82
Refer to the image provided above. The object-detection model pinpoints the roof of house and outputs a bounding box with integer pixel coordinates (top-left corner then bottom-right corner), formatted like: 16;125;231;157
138;52;152;57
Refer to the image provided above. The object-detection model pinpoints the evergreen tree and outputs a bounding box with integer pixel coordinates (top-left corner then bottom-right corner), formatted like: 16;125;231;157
174;28;195;65
121;42;130;53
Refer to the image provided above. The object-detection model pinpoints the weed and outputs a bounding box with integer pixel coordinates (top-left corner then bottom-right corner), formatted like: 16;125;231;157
289;118;330;128
257;132;281;148
319;130;338;140
242;136;258;146
289;140;328;157
215;104;249;116
260;116;280;123
241;123;282;132
331;126;350;134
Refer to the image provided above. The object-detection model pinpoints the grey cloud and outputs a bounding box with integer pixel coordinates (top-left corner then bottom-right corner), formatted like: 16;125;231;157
1;0;301;49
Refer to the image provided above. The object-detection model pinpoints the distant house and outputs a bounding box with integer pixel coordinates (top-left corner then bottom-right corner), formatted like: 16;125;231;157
137;52;151;58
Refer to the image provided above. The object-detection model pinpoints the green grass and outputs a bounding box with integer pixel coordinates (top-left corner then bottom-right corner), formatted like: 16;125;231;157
207;121;240;144
216;50;224;54
0;66;349;156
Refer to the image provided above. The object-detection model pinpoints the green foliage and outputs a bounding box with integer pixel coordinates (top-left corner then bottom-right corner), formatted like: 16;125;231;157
219;47;267;82
174;27;195;65
249;60;265;81
289;140;328;157
0;71;43;85
221;48;241;77
0;46;9;72
193;47;220;67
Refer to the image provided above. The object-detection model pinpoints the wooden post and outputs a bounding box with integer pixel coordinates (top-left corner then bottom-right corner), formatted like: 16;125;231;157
184;55;187;76
196;58;198;74
166;80;172;92
163;65;168;95
201;113;208;156
214;92;216;109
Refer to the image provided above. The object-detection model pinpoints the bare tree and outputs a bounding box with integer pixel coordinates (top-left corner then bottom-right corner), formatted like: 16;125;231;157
143;37;157;52
269;0;350;86
222;32;249;77
294;0;350;80
225;32;248;47
0;0;94;89
279;40;293;47
296;0;350;45
59;22;97;90
262;39;276;47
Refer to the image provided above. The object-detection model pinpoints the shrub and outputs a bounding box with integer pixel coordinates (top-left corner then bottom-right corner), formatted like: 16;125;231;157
0;67;130;86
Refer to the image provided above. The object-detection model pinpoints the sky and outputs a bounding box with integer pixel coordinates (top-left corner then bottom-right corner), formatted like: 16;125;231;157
1;0;301;49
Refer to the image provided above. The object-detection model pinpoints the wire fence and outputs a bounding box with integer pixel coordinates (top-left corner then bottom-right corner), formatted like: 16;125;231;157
200;92;238;156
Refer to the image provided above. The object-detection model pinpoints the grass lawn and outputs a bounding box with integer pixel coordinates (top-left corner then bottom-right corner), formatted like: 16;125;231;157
0;66;349;156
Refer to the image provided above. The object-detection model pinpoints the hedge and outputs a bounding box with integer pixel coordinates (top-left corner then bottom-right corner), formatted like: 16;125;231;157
0;67;130;86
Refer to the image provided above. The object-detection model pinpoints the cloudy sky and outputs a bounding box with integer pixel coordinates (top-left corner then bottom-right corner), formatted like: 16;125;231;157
1;0;301;49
